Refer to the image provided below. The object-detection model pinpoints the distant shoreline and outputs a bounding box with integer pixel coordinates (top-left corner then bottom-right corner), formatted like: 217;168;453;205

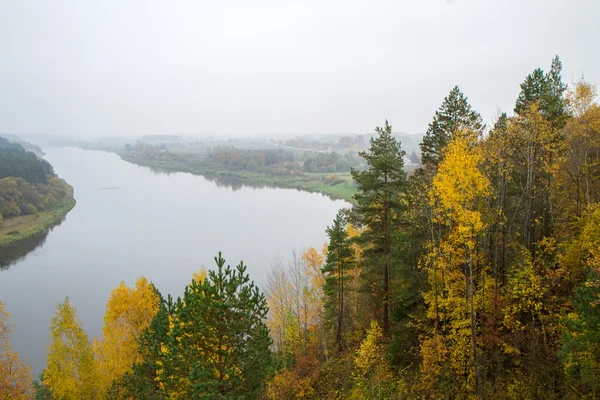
0;183;76;248
117;151;358;204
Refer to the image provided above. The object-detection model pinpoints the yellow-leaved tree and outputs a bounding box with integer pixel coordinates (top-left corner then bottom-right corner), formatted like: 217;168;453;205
94;276;160;397
302;245;326;290
0;301;33;399
556;80;600;223
420;130;491;397
266;248;326;360
191;268;207;284
351;320;394;399
44;297;99;399
265;248;327;399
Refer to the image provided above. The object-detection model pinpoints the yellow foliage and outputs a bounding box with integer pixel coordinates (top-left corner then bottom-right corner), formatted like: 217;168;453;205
302;246;325;289
419;131;491;396
265;368;316;399
431;130;490;246
266;261;294;352
567;79;598;117
418;333;450;393
94;276;160;398
354;320;384;376
44;297;99;399
192;268;207;284
554;86;600;224
267;249;326;356
0;301;33;399
351;320;396;399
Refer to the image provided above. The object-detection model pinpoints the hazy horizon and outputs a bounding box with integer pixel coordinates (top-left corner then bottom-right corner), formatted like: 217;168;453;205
1;0;599;137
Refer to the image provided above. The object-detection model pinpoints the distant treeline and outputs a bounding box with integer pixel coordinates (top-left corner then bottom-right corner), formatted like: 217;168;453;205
0;138;53;184
126;141;364;175
209;146;361;174
0;134;45;156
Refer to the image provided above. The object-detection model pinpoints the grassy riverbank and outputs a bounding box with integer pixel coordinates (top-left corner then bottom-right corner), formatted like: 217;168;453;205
119;153;357;203
0;185;76;248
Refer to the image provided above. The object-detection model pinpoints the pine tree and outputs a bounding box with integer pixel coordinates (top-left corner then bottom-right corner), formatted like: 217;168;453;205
160;253;272;399
409;150;420;165
559;256;600;397
322;210;354;352
515;68;547;115
515;55;568;128
420;86;483;167
351;120;407;333
547;56;568;126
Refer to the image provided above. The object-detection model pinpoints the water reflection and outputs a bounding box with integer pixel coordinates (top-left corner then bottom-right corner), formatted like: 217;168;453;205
0;231;49;270
209;175;275;192
0;212;70;271
147;165;280;192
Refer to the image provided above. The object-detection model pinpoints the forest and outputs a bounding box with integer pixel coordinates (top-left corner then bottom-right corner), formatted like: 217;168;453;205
125;142;364;175
0;138;53;184
2;56;600;399
0;138;72;224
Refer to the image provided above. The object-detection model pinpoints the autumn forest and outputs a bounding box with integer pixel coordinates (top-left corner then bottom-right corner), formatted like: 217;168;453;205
3;56;600;399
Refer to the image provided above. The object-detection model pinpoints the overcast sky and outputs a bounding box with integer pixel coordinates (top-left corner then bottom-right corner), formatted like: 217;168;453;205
0;0;598;137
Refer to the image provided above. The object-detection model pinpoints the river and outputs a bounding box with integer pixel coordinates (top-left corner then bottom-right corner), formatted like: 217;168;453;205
0;147;349;377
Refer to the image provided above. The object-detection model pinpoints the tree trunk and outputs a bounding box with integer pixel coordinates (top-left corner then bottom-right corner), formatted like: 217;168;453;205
383;197;390;333
469;248;478;397
337;255;344;352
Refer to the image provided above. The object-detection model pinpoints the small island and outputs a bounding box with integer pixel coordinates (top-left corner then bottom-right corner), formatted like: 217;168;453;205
0;137;75;248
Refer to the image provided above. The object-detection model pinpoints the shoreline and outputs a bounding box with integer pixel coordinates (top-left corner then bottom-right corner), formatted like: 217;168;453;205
118;152;358;204
0;185;76;248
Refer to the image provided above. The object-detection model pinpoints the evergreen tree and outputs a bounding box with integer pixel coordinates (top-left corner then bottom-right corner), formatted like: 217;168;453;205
33;373;52;400
515;68;547;115
547;56;568;125
559;264;600;397
515;55;568;128
322;210;354;352
351;120;407;333
160;253;272;399
409;150;420;165
481;112;512;288
0;138;52;184
420;86;483;167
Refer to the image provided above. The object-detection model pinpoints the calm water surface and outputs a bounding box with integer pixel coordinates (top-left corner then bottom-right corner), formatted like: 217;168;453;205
0;147;348;376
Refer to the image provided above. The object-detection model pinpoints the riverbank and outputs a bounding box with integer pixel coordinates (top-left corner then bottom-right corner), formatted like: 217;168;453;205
0;184;76;248
119;153;358;204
